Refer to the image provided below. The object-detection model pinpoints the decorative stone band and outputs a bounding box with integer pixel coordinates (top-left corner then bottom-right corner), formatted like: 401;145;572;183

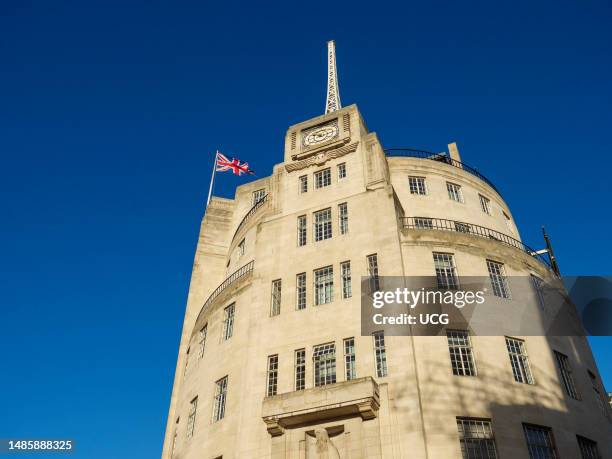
285;141;359;172
261;376;380;437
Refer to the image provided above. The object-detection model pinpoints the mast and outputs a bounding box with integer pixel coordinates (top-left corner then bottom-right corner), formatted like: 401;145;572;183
325;40;342;114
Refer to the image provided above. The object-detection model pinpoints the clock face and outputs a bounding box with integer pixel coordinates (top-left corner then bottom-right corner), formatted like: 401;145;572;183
302;123;338;147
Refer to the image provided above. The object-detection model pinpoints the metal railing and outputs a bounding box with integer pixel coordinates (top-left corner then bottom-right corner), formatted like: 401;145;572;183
198;260;254;322
402;217;551;269
232;194;268;242
385;148;501;195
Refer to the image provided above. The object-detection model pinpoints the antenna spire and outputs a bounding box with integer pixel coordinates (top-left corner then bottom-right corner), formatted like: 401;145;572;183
325;40;341;114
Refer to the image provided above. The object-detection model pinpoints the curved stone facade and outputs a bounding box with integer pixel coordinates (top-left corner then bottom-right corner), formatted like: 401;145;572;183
162;105;611;459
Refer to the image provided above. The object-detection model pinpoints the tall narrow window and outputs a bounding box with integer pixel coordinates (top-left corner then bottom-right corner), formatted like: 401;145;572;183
184;347;190;376
266;355;278;396
186;397;198;438
198;324;207;359
340;261;352;299
314;266;333;305
222;303;235;341
212;376;228;422
367;254;380;292
577;435;601;459
554;351;579;399
505;337;534;384
270;279;282;316
295;349;306;391
373;331;388;377
337;163;347;180
523;424;558;459
487;260;510;299
338;202;348;235
238;239;245;258
409;176;427;195
314;168;332;189
344;338;356;380
313;343;336;386
433;252;459;290
252;189;266;205
296;273;306;310
588;370;608;417
447;182;464;203
299;175;308;193
456;417;498;459
297;215;307;247
479;194;491;215
503;211;514;233
314;208;332;241
447;330;476;376
171;419;179;458
530;275;545;310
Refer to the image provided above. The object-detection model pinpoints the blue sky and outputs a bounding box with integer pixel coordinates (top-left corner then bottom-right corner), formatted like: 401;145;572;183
1;1;610;458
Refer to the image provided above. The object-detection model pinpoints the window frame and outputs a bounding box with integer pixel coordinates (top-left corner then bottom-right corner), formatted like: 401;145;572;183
313;342;337;387
314;168;332;189
373;330;388;377
409;176;427;195
447;330;477;377
222;303;235;341
446;182;464;203
314;265;334;306
313;207;333;242
212;376;228;422
505;337;534;384
344;337;356;381
266;354;278;397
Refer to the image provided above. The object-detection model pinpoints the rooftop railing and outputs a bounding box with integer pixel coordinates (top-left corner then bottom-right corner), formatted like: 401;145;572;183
385;148;501;196
232;194;268;242
402;217;551;269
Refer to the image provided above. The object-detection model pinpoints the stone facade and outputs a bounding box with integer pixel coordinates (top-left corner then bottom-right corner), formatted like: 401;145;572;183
162;104;611;458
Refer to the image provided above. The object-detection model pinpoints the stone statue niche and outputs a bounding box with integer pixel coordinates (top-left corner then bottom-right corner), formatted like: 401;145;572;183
303;425;347;459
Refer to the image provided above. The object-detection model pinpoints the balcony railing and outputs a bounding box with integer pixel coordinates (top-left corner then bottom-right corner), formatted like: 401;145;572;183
196;260;254;324
232;194;268;242
385;148;500;195
402;217;551;269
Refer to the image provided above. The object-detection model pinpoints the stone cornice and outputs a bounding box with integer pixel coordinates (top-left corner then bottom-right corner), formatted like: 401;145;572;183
284;141;359;172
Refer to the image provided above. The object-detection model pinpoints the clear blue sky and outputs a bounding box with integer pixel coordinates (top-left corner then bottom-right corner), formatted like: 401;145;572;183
1;1;610;458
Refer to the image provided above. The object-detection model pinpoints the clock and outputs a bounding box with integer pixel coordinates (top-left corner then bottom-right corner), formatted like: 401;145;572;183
302;122;338;147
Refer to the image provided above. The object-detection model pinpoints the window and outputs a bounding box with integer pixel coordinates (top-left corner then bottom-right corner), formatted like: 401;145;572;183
186;397;197;438
554;351;579;399
447;330;476;376
414;217;433;229
171;419;178;458
479;195;491;215
433;252;459;290
271;279;281;317
253;189;266;206
455;221;471;233
314;168;332;189
487;260;510;299
238;239;245;258
266;355;278;396
373;331;388;377
212;376;228;422
340;261;352;299
296;273;306;310
313;343;336;386
338;202;348;235
456;418;498;459
222;304;235;340
198;324;207;359
505;337;534;384
344;338;356;381
409;176;427;195
297;215;307;247
367;254;380;292
184;347;190;376
299;175;308;193
523;424;558;459
447;182;464;203
337;163;347;180
314;208;332;241
588;370;608;417
295;349;306;391
530;275;545;310
314;266;333;305
503;211;513;233
577;435;601;459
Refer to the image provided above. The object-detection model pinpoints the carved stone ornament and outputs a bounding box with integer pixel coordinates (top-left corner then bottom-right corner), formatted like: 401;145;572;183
285;141;359;172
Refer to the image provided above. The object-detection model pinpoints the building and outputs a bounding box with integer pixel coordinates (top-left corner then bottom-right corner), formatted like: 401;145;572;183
162;42;611;458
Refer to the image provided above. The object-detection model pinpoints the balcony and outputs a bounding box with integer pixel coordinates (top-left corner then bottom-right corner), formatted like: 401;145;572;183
385;148;500;195
232;194;268;243
402;217;552;270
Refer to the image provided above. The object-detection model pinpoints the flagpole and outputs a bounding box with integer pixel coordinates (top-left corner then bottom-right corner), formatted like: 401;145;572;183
206;150;218;208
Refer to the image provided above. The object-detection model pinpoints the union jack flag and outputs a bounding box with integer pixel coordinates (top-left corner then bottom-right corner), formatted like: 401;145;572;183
215;152;254;176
